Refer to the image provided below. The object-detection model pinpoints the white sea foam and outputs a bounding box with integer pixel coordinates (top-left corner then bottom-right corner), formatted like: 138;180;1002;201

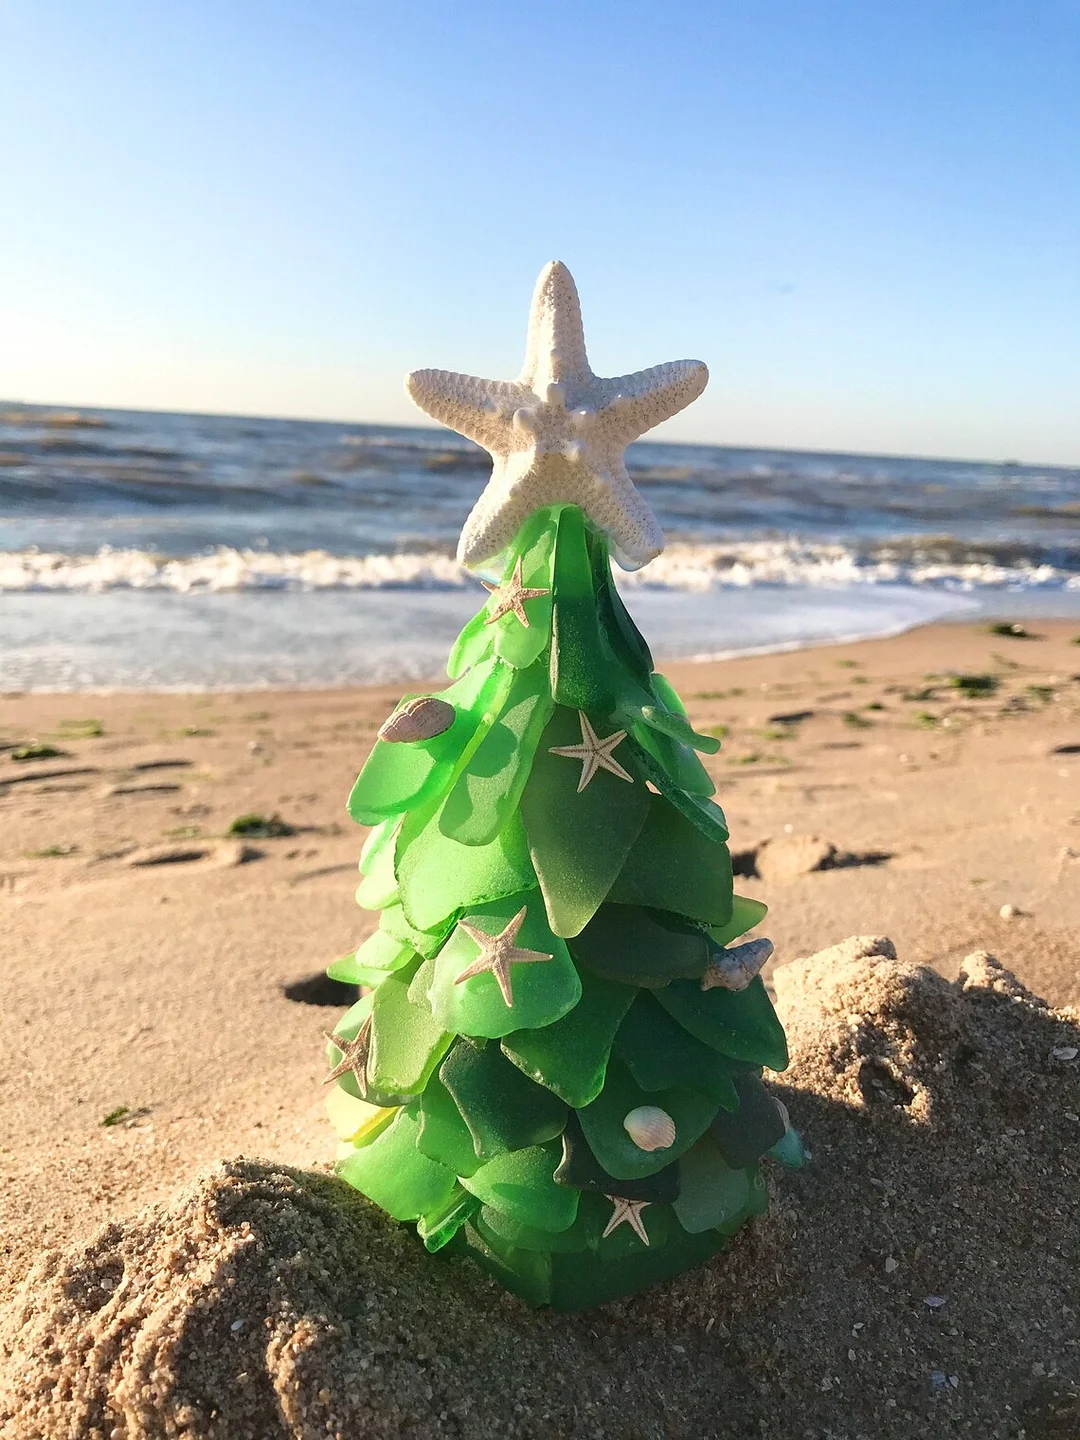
0;539;1077;595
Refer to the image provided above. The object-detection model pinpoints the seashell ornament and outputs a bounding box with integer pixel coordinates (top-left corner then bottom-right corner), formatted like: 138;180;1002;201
378;696;456;744
622;1105;676;1153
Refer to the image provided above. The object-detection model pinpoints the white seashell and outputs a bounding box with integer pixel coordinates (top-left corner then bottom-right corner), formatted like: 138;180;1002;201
378;696;455;744
622;1105;676;1152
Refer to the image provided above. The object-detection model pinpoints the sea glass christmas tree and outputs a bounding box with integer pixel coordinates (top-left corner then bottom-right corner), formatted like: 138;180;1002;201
325;262;800;1311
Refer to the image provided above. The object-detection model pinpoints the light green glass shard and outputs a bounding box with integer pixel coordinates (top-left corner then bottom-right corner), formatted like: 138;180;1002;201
501;968;636;1108
440;661;553;846
613;990;739;1109
428;890;580;1039
417;1075;483;1176
549;507;617;713
623;737;729;843
359;816;400;874
395;796;535;933
368;956;453;1096
654;975;789;1072
417;1184;480;1253
608;793;732;925
379;901;454;959
576;1057;717;1180
347;656;506;827
492;508;557;669
324;994;374;1103
672;1134;751;1234
354;825;398;910
336;1102;456;1221
520;705;649;938
707;895;768;948
461;1141;579;1232
568;903;711;988
630;720;715;797
447;610;495;680
639;703;720;756
327;927;414;986
438;1037;567;1160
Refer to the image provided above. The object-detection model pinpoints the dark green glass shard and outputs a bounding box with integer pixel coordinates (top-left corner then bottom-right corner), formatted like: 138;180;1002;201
440;661;553;846
459;1223;553;1307
672;1134;752;1234
622;737;730;843
554;1114;680;1202
416;1074;483;1177
640;699;721;755
706;895;768;949
417;1184;480;1253
461;1141;579;1232
501;968;636;1108
630;720;716;797
549;507;617;712
568;903;711;988
475;1192;605;1254
576;1057;716;1180
348;657;507;827
709;1070;788;1167
447;610;495;680
654;975;789;1072
368;956;453;1096
395;795;536;933
608;793;733;925
439;1037;568;1161
546;1225;727;1313
613;991;739;1109
428;889;580;1039
379;901;454;959
589;531;653;681
520;704;649;938
336;1103;456;1222
491;508;557;669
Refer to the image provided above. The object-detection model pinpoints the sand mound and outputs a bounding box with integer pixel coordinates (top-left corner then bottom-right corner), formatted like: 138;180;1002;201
2;939;1077;1440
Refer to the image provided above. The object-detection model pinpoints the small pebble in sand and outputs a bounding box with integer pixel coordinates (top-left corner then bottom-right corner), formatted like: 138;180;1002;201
925;1296;946;1308
999;903;1022;919
885;1256;899;1273
1051;1046;1078;1062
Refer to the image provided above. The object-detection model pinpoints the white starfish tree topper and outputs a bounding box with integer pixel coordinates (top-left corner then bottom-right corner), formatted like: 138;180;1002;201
405;261;708;571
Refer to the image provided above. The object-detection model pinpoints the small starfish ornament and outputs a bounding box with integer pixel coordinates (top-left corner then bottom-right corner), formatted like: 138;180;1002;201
602;1195;651;1246
454;905;554;1006
323;1015;373;1096
481;556;550;628
405;261;708;571
550;711;633;792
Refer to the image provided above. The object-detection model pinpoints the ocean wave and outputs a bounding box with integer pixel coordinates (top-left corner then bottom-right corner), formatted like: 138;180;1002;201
2;539;1079;595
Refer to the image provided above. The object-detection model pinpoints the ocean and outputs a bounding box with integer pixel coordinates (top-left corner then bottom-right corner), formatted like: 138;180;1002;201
2;402;1078;691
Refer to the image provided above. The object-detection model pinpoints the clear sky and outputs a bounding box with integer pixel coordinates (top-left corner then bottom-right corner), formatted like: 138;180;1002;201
1;0;1078;463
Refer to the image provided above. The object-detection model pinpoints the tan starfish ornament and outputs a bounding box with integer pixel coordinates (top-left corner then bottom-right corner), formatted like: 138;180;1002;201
481;556;550;628
405;261;708;571
323;1015;373;1096
549;711;633;793
602;1195;651;1245
454;905;554;1006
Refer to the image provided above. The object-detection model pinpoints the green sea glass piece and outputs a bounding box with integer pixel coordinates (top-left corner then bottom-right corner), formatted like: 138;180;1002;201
336;1103;456;1222
476;1190;607;1254
549;507;617;713
359;816;399;875
328;928;414;986
447;610;495;680
440;661;553;846
354;829;398;911
623;737;730;843
395;796;535;933
568;903;711;988
589;532;653;682
654;975;789;1072
348;656;506;827
501;968;636;1108
459;1224;553;1307
672;1134;752;1233
461;1141;579;1232
576;1057;716;1180
630;720;716;797
491;509;557;669
546;1225;727;1313
428;889;580;1039
439;1038;568;1160
416;1073;482;1177
368;956;453;1096
555;1114;680;1202
614;990;739;1109
416;1184;481;1253
707;895;768;948
608;793;732;925
521;705;649;938
709;1070;787;1167
380;901;453;959
325;994;374;1102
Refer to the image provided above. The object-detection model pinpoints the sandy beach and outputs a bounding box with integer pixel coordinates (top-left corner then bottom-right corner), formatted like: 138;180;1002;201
2;617;1078;1437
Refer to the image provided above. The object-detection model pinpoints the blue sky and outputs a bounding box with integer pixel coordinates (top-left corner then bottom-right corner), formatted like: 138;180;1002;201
1;0;1078;463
